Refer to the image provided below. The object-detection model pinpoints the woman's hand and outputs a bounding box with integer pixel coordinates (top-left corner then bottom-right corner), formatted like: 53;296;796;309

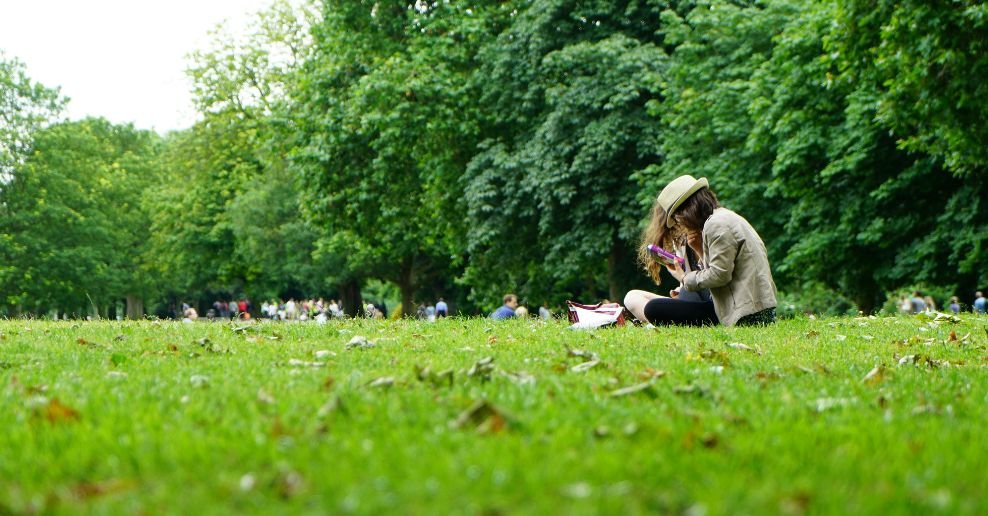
665;262;685;282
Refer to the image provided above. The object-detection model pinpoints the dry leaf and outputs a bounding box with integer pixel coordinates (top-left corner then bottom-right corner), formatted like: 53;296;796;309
346;336;375;350
638;368;666;381
570;360;600;373
451;400;510;433
366;376;395;389
609;381;656;398
287;359;325;368
70;479;134;500
726;342;761;355
467;356;495;382
862;365;886;385
566;347;600;362
257;388;275;405
44;398;81;423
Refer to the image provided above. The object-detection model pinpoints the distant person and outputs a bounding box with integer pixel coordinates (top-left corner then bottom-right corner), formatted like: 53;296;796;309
515;306;529;318
491;294;518;320
899;296;912;314
910;291;927;314
182;305;198;322
539;303;552;320
923;295;937;312
975;292;987;314
436;298;448;317
948;296;961;314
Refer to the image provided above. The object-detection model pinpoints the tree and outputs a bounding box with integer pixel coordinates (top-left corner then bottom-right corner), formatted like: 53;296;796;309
148;0;330;309
0;118;162;317
0;53;65;181
832;0;988;174
463;0;672;308
292;1;509;315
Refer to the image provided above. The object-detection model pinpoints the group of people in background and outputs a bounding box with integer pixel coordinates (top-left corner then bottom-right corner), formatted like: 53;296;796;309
490;294;553;320
899;291;988;315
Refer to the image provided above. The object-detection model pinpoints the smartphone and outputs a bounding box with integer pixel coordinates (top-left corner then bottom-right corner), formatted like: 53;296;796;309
646;244;685;266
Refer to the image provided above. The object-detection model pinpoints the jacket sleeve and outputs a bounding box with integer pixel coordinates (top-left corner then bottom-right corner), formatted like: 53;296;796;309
684;221;741;290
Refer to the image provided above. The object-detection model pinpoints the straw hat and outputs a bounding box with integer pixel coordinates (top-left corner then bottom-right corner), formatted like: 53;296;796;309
657;175;709;227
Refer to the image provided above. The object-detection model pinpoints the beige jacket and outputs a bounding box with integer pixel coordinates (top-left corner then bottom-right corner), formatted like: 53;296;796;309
683;208;777;326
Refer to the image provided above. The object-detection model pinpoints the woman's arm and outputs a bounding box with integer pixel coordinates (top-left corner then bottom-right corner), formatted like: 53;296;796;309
683;221;741;290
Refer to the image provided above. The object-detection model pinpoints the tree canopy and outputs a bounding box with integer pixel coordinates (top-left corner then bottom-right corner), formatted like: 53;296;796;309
1;0;985;317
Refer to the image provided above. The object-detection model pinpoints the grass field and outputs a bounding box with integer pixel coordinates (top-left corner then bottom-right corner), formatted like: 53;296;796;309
2;314;987;514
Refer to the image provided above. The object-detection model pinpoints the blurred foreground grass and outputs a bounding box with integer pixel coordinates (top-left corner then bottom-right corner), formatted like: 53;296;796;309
2;314;987;514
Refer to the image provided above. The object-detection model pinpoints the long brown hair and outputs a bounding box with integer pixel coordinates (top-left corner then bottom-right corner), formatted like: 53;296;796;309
637;187;720;283
637;201;685;284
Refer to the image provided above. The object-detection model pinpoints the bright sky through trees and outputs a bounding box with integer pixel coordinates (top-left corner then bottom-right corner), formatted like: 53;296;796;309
0;0;277;133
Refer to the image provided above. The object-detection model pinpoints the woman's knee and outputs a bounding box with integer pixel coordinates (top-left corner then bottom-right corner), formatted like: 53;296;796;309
624;290;649;309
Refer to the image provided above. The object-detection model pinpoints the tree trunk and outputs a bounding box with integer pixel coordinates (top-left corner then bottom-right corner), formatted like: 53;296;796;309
398;259;415;318
126;295;144;320
338;278;364;317
607;241;631;303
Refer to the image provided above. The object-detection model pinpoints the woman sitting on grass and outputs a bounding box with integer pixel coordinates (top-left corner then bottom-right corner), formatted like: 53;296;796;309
624;175;777;327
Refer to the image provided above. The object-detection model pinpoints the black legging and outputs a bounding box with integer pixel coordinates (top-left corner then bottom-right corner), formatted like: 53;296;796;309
644;297;719;326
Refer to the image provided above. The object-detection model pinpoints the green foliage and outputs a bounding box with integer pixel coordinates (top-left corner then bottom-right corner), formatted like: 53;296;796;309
0;118;162;315
4;0;987;316
463;0;671;309
0;53;66;179
832;0;988;174
147;0;330;306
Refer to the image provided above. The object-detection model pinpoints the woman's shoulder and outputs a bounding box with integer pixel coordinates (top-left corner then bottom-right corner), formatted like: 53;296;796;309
705;207;741;227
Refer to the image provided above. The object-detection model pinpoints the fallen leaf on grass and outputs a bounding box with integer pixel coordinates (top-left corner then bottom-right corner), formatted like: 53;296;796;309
570;360;600;373
196;338;228;354
566;347;600;362
366;376;395;389
451;400;511;433
699;348;731;366
274;470;305;499
501;370;536;386
317;395;347;418
43;398;81;423
933;312;961;324
70;478;135;500
345;336;375;350
467;356;495;382
257;389;275;405
287;359;325;368
813;397;856;412
673;382;709;397
726;342;761;355
638;368;665;381
314;350;335;360
862;365;887;385
609;381;657;398
415;364;455;388
190;375;209;388
76;338;104;349
754;371;781;383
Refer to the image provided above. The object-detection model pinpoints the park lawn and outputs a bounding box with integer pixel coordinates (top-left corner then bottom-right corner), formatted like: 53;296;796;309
1;315;987;514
